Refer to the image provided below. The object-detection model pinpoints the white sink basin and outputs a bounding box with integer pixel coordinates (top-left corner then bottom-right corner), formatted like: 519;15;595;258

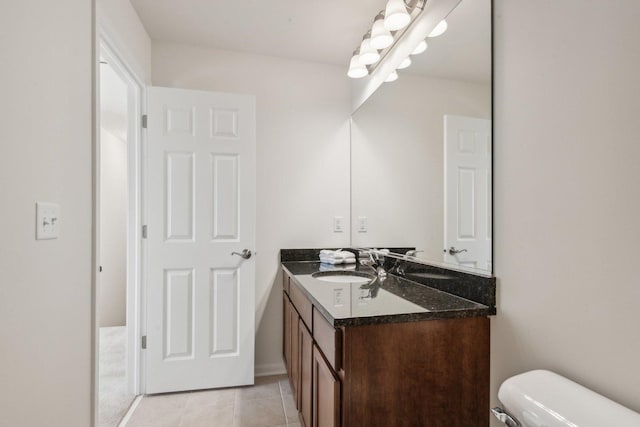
311;271;375;284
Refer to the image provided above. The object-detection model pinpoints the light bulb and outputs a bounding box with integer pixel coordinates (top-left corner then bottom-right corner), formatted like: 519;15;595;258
384;0;410;31
370;13;394;50
428;19;448;37
397;57;411;70
411;39;427;55
385;70;398;83
359;35;380;65
347;52;368;78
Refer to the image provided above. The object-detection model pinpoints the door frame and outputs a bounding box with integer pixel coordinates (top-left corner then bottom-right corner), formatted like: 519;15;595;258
93;29;146;406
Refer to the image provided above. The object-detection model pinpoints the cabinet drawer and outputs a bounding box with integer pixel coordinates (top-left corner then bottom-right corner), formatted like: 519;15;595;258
290;279;313;331
313;308;341;371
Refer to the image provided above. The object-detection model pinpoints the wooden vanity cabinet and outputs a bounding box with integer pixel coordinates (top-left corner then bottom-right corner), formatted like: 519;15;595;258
282;268;490;426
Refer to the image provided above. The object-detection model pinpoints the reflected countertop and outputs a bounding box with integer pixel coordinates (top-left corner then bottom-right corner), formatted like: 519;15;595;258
282;261;494;327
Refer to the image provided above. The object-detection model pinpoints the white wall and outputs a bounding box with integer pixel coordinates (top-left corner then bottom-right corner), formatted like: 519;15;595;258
492;0;640;422
351;74;490;261
152;42;352;374
99;129;128;327
97;0;151;83
0;1;93;426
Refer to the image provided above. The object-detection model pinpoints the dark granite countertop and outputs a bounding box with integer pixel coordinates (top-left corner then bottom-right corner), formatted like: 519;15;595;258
282;261;495;327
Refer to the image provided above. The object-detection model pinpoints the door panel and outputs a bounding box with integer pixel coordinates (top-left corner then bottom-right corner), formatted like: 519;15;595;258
313;345;340;427
300;322;313;427
146;87;256;393
444;115;491;271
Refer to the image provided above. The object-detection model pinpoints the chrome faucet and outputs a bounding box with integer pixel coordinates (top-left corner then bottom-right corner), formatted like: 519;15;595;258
361;250;387;279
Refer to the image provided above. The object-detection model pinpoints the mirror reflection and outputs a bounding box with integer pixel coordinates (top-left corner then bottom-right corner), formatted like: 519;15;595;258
350;0;492;273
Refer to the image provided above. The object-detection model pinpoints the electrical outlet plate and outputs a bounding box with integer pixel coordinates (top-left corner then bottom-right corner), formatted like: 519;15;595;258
358;216;368;232
333;216;344;233
36;202;60;240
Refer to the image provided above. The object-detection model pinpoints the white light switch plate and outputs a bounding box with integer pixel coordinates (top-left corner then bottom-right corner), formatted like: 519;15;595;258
36;202;60;240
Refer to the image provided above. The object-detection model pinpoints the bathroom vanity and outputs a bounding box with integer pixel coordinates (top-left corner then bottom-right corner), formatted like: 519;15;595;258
281;250;496;427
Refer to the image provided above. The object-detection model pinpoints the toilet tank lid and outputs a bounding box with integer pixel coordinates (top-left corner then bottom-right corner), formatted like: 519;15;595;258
498;370;640;427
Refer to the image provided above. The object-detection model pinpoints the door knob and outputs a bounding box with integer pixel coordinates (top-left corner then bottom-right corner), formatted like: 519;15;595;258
447;246;467;255
231;249;252;259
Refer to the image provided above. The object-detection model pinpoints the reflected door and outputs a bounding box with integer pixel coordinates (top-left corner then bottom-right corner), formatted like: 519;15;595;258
444;115;491;271
145;87;256;393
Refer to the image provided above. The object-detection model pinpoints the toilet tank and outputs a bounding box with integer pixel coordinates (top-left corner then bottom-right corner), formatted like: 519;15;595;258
494;370;640;427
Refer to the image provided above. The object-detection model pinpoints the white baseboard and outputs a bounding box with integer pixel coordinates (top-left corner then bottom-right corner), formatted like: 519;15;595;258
255;361;286;377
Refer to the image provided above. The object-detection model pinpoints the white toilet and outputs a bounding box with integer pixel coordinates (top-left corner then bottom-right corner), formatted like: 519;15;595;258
493;370;640;427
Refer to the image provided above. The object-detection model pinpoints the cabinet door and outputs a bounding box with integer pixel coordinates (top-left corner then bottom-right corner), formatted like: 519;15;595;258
290;301;300;406
313;345;340;427
283;294;291;375
299;322;313;427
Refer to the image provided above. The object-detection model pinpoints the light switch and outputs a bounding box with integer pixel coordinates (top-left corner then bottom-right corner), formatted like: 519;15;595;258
36;202;60;240
333;216;344;233
357;216;368;233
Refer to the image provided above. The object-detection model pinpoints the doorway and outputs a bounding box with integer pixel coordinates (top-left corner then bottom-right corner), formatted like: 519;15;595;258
96;38;143;426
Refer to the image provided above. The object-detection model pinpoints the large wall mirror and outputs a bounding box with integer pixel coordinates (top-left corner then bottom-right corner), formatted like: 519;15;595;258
350;0;492;274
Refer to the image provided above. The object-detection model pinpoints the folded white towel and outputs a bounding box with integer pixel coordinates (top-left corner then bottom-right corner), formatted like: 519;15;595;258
319;263;356;272
321;257;356;264
319;254;357;265
319;249;357;265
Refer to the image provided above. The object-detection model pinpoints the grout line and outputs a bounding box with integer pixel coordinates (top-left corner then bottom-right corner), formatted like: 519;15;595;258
278;380;289;427
118;394;143;427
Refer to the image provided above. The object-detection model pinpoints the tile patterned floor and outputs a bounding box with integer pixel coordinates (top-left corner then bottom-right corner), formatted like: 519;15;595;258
125;375;300;427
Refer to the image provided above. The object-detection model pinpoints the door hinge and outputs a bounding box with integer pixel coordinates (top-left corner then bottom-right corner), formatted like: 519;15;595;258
142;114;148;129
141;335;147;349
142;225;148;239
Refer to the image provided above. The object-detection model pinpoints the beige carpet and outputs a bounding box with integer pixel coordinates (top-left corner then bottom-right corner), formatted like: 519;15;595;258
99;326;135;427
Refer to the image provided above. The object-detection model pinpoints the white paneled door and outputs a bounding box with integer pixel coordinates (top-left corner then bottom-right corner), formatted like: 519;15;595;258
444;115;492;272
145;87;256;394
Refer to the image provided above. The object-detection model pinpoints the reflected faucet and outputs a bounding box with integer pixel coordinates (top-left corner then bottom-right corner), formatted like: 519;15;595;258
359;280;381;299
390;250;423;276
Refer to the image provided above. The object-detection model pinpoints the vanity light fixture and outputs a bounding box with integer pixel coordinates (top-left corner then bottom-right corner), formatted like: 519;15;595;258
427;19;448;37
359;31;381;65
347;0;426;79
385;70;399;82
411;39;428;55
347;49;368;78
397;56;412;70
370;12;394;50
384;0;411;31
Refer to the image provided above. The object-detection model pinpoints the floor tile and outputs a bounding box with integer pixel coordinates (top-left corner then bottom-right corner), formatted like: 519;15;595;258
254;374;287;385
178;402;234;427
282;393;298;423
127;393;189;427
125;375;300;427
278;379;291;396
236;382;281;402
233;397;286;427
186;388;236;410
